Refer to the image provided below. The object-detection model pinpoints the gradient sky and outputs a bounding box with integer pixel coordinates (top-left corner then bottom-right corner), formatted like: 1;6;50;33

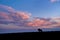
0;0;60;33
0;0;60;18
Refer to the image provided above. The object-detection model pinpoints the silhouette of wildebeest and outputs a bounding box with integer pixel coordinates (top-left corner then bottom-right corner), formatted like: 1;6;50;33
38;29;42;32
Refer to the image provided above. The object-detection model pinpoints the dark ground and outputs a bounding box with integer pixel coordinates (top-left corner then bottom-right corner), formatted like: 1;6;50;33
0;31;60;35
0;31;60;40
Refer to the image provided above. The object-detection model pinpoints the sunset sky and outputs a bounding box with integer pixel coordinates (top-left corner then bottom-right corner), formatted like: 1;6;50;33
0;0;60;33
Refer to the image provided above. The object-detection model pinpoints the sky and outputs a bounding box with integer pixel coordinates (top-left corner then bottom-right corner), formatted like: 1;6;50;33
0;0;60;33
0;0;60;17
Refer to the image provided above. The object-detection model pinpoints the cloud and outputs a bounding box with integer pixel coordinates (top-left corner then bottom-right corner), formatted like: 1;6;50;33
15;11;31;20
0;4;60;30
0;12;13;21
0;4;31;27
0;24;37;30
26;17;60;28
26;18;52;28
51;17;60;22
50;0;60;3
0;4;16;13
0;4;31;21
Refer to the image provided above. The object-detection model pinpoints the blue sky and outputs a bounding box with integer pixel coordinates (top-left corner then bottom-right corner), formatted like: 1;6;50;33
0;0;60;18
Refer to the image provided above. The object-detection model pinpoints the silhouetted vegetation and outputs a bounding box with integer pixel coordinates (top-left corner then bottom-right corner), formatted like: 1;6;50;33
38;28;42;32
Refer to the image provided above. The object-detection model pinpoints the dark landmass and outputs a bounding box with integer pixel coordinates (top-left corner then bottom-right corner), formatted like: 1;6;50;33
0;31;60;39
0;31;60;35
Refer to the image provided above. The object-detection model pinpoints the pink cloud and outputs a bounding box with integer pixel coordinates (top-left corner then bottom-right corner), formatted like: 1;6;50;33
0;12;14;21
15;11;31;20
0;4;60;29
25;17;60;28
0;12;9;19
0;4;31;21
26;18;52;28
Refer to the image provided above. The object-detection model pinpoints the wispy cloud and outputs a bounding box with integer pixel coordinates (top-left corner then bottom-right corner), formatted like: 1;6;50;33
50;0;60;3
0;4;16;13
0;24;37;30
